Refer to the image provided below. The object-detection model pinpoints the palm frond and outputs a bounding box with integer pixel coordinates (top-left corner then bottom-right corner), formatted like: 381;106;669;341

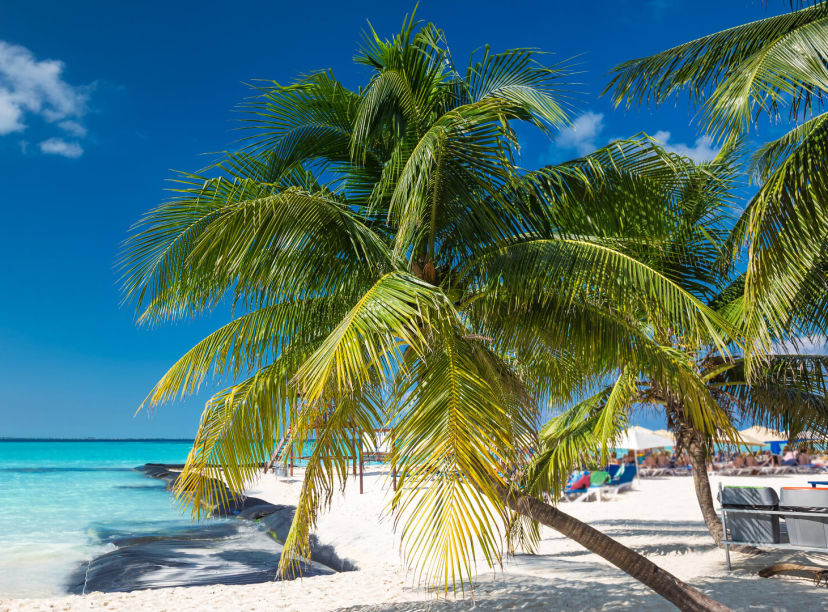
279;390;382;577
173;358;299;517
730;111;828;357
121;178;390;324
293;272;445;404
140;298;345;409
390;329;535;590
709;354;828;438
606;4;828;138
526;374;633;498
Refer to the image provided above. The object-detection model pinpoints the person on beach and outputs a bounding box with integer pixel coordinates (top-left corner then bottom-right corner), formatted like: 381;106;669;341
781;446;798;466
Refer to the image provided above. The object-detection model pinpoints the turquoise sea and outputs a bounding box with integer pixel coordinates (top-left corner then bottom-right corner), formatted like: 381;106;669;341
0;440;195;598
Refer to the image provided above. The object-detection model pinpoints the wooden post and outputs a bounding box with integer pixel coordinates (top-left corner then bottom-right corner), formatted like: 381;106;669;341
289;444;294;477
359;434;364;494
351;430;357;476
391;429;397;492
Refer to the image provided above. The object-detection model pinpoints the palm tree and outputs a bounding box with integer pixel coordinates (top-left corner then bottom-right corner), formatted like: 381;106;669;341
537;289;828;546
528;144;828;545
605;2;828;365
121;16;733;610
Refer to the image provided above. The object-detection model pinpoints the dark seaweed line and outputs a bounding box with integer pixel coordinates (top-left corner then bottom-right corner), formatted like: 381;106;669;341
70;463;356;595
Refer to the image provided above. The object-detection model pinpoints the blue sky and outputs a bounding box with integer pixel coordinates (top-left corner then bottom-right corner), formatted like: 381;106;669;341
0;0;795;438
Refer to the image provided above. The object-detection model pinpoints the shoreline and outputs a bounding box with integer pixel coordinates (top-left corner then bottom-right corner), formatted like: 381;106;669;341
3;470;828;610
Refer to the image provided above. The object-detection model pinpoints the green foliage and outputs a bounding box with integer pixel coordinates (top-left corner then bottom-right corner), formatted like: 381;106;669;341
606;3;828;370
121;9;827;592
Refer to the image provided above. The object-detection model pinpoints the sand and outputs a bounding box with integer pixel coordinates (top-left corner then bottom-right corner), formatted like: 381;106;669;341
2;470;827;611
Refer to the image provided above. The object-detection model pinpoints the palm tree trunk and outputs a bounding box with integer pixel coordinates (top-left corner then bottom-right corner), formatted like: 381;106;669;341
679;427;723;545
498;484;731;612
669;401;724;546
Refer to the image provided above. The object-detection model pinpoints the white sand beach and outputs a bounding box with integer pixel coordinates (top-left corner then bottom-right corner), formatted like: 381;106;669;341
2;471;826;611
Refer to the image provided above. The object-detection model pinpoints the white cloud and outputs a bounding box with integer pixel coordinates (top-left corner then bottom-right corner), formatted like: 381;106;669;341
556;111;605;156
0;40;90;153
652;130;719;163
774;336;828;356
0;93;24;133
551;112;720;163
58;119;86;137
39;137;83;158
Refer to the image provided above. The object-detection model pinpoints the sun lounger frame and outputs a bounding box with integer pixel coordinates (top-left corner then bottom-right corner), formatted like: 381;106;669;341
718;483;828;570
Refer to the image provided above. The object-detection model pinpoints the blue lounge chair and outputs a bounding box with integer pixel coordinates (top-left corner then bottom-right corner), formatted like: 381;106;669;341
599;465;637;500
613;464;637;485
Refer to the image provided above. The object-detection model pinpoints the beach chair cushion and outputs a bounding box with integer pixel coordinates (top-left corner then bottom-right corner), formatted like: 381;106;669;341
610;465;636;485
566;473;591;492
589;471;610;487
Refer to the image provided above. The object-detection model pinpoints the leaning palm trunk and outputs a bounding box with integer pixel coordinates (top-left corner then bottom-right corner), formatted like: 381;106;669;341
499;484;732;612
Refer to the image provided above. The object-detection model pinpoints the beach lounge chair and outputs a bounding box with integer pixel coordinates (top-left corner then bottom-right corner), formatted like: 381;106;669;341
572;470;611;503
599;465;637;500
562;471;610;503
561;472;592;502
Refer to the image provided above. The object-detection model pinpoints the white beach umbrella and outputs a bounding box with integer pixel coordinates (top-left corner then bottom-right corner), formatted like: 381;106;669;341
614;425;674;450
738;426;787;443
651;429;676;444
733;428;768;446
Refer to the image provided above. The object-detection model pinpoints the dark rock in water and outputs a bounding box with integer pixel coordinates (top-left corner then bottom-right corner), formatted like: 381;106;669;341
91;521;242;547
134;464;180;491
114;483;168;491
69;521;335;594
213;494;273;517
135;464;176;479
135;464;270;516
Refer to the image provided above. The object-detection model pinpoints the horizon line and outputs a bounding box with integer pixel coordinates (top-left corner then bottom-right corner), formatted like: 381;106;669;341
0;437;195;442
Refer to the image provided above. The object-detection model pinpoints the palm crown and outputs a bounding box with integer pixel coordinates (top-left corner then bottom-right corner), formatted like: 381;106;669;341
122;16;743;588
607;2;828;362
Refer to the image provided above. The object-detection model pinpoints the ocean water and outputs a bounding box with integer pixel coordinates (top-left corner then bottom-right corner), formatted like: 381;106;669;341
0;440;198;598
